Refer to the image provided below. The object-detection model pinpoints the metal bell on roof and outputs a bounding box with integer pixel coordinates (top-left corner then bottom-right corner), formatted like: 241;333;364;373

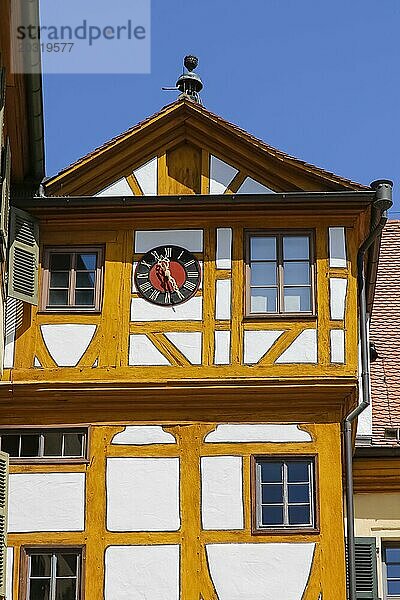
176;55;203;103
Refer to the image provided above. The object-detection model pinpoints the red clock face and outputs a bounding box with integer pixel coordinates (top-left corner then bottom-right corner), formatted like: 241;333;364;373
135;245;201;306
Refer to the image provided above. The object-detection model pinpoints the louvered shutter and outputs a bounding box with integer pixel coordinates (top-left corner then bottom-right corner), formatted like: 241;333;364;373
0;139;11;259
8;207;39;305
354;537;378;599
0;451;9;599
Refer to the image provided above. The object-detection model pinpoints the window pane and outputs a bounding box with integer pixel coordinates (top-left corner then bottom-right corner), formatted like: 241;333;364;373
387;548;400;563
250;288;277;313
288;484;310;503
283;287;311;312
251;263;276;286
250;237;276;260
50;254;71;270
50;272;70;288
29;579;51;600
287;462;310;483
1;434;20;456
20;434;40;457
288;504;311;525
387;564;400;578
63;433;84;457
30;554;52;577
261;505;283;526
43;432;63;456
49;290;69;306
76;271;95;288
56;554;77;577
283;236;309;260
75;289;95;306
284;262;310;285
261;484;283;504
388;580;400;595
260;462;282;483
76;253;96;270
55;579;76;600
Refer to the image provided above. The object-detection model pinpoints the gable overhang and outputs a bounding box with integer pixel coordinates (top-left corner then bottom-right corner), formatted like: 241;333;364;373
44;99;369;197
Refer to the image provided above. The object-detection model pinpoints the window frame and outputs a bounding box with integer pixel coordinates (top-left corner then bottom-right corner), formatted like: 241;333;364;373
251;455;319;535
0;426;89;464
383;542;400;600
20;546;85;600
245;230;316;318
41;246;104;312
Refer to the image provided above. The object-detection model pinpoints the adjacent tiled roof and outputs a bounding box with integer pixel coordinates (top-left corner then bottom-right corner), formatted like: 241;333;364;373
47;97;368;191
370;221;400;445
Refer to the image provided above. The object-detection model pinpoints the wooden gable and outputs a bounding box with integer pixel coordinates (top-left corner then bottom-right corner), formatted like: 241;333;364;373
44;98;368;197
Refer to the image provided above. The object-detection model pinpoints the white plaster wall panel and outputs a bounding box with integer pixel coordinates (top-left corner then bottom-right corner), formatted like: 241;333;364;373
128;334;171;366
165;332;202;365
214;331;231;365
243;330;284;364
95;178;134;196
134;229;203;253
201;457;244;530
206;543;315;600
33;356;42;367
215;279;231;320
276;329;318;364
236;177;275;194
40;324;96;367
131;296;203;321
329;227;347;267
330;278;348;320
330;329;345;363
357;402;373;437
105;545;179;600
205;424;312;443
9;473;85;532
7;547;13;600
112;426;176;445
133;157;158;196
216;228;232;269
106;458;180;531
209;156;238;194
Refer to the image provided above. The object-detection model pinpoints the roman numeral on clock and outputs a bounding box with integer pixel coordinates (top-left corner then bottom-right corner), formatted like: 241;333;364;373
183;280;196;291
139;282;152;293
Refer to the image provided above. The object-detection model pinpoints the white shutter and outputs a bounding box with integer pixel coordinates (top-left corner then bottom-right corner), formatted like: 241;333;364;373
8;207;39;305
0;451;9;599
0;139;11;259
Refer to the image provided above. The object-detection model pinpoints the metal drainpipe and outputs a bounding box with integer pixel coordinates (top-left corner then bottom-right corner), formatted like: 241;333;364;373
344;179;393;599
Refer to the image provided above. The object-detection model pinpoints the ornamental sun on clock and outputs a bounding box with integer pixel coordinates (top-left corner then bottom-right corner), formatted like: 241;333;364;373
134;245;201;306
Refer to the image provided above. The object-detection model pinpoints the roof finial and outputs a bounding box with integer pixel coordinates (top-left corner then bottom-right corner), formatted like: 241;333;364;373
176;55;203;103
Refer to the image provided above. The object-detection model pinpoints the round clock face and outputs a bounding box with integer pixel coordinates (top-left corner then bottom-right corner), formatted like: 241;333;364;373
135;245;201;306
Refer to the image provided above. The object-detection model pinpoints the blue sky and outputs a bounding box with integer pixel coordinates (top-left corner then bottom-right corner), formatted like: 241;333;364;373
43;0;400;213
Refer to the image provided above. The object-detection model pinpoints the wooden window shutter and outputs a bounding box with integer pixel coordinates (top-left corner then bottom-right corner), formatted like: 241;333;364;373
0;65;5;151
0;139;11;259
354;537;378;599
8;207;39;305
0;451;9;599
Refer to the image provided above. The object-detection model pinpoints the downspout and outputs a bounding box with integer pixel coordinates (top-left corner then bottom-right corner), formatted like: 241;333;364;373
344;179;393;599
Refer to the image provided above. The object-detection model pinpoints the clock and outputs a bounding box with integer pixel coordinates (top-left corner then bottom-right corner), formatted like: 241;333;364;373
134;245;201;306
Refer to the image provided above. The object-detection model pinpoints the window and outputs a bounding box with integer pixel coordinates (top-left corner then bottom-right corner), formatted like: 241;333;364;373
0;429;87;460
384;544;400;599
253;457;316;531
23;548;82;600
246;232;314;316
42;247;104;311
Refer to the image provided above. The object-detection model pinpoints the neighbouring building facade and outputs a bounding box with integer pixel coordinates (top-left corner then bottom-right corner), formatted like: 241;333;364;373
354;220;400;600
0;62;391;599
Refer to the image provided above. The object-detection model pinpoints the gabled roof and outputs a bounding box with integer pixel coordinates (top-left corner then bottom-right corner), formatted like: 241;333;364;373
370;221;400;446
45;97;369;196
